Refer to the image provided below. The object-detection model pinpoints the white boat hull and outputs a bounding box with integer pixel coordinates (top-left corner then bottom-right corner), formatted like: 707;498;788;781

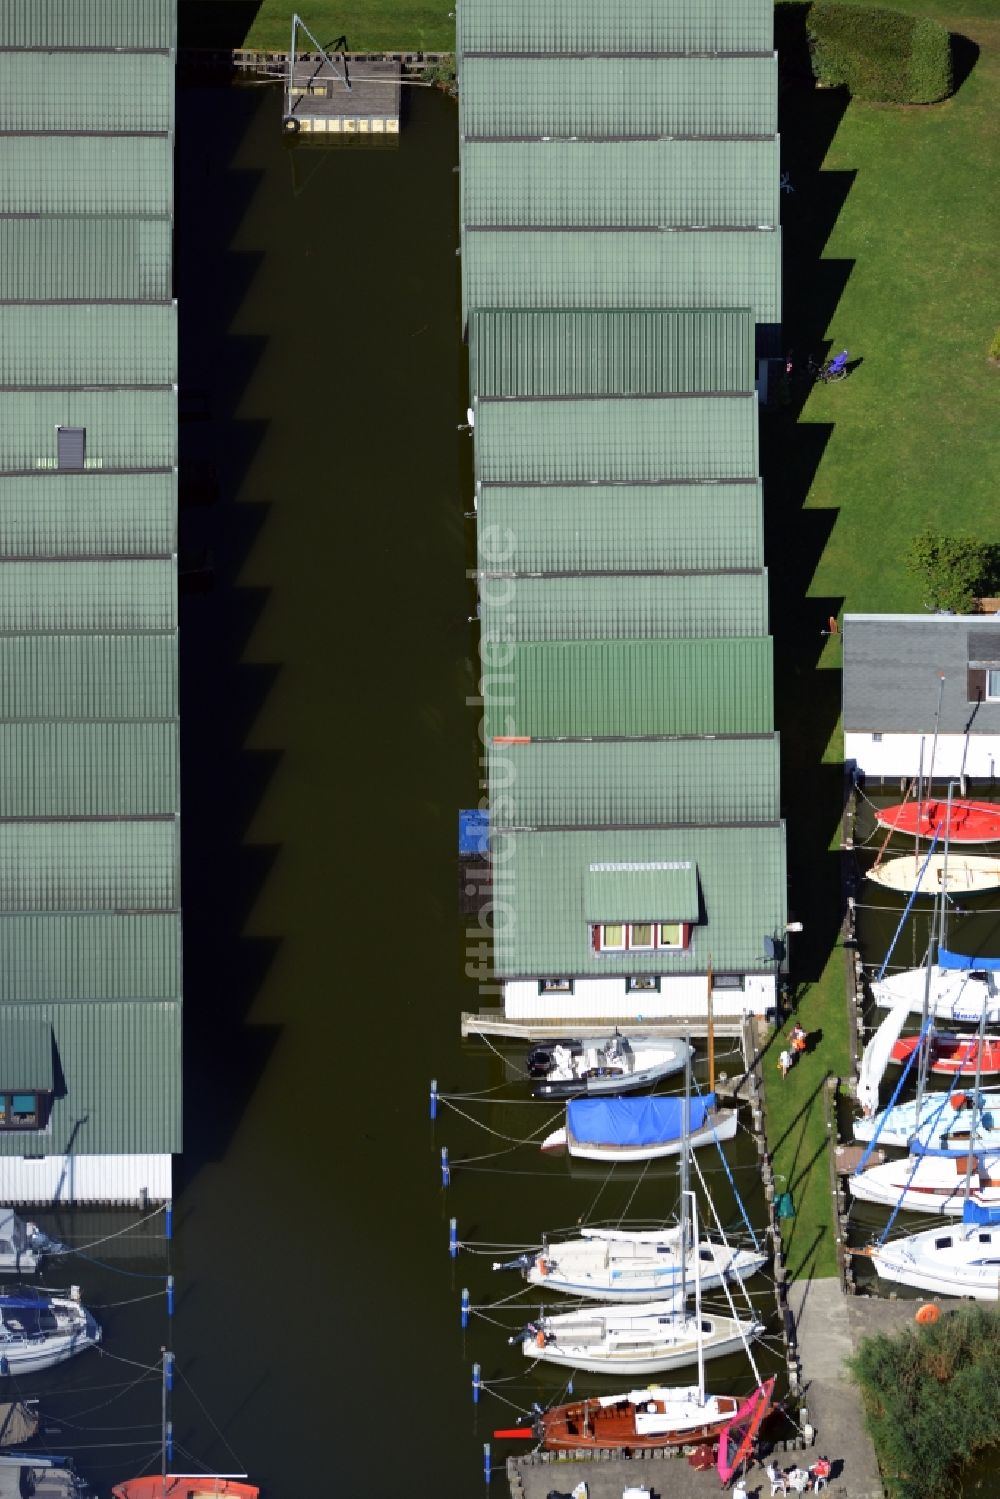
867;854;1000;895
855;1091;1000;1152
849;1152;1000;1217
526;1230;766;1302
543;1108;738;1161
0;1322;100;1375
872;966;1000;1027
523;1304;758;1377
871;1225;1000;1300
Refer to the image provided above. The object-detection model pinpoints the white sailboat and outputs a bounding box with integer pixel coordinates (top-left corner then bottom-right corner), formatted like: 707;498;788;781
849;1146;1000;1216
870;1216;1000;1300
541;1093;737;1161
871;957;1000;1027
854;1089;1000;1151
515;1195;760;1376
867;853;1000;895
0;1289;100;1375
496;1226;766;1303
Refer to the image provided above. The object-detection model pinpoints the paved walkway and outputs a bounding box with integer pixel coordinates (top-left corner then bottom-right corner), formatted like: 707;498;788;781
787;1277;885;1498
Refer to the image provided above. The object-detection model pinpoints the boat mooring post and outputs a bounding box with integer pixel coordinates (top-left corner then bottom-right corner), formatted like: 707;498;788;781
472;1362;481;1403
166;1274;174;1317
165;1351;174;1391
449;1217;459;1258
461;1287;470;1328
430;1079;438;1121
165;1201;173;1240
441;1146;451;1188
483;1442;491;1483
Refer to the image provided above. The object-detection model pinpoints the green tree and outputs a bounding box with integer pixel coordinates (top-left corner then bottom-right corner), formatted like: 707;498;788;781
905;529;994;613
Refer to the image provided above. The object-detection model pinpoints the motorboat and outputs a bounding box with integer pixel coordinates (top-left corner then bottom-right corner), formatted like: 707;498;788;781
875;798;1000;844
867;854;1000;895
113;1480;259;1499
526;1034;691;1099
0;1211;62;1276
854;1089;1000;1151
872;956;1000;1029
869;1217;1000;1300
849;1146;1000;1216
0;1290;99;1375
0;1455;87;1498
496;1226;766;1302
515;1300;760;1377
541;1095;737;1162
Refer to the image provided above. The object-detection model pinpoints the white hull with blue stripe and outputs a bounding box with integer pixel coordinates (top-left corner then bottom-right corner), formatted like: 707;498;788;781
511;1228;765;1302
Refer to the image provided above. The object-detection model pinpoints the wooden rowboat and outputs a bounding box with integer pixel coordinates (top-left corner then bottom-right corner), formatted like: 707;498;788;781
876;799;1000;845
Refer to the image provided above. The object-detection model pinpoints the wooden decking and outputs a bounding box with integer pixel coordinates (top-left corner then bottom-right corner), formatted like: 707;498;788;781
285;59;401;134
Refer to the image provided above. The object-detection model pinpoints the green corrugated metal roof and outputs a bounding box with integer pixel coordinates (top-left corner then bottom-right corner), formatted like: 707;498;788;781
0;821;177;913
0;1014;52;1091
469;310;754;397
459;55;778;139
475;396;757;483
0;634;176;720
478;483;763;573
0;1003;181;1156
0;474;176;559
0;305;177;387
0;913;180;1002
0;391;176;471
0;562;175;633
491;826;787;976
458;0;772;54
462;230;781;325
0;137;172;215
461;140;779;227
0;0;175;49
0;52;174;132
0;724;177;817
584;861;699;922
489;736;781;827
482;638;774;739
0;219;171;302
479;572;768;641
0;1017;51;1090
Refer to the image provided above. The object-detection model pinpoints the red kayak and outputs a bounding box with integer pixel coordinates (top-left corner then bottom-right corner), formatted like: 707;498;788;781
891;1033;1000;1076
113;1481;259;1499
876;799;1000;844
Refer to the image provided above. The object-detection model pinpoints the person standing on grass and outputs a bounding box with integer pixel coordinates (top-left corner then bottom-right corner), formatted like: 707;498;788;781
778;1048;793;1078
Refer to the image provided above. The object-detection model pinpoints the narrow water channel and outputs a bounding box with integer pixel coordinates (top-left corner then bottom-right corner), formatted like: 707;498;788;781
169;80;779;1494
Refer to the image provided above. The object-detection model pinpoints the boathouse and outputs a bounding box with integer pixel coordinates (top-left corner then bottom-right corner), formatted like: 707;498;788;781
458;0;786;1025
0;0;180;1205
844;614;1000;782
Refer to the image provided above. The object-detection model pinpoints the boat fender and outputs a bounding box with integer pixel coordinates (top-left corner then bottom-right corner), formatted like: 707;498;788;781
951;1093;968;1110
535;1329;547;1349
0;1357;7;1376
537;1257;549;1276
915;1303;940;1325
282;116;301;134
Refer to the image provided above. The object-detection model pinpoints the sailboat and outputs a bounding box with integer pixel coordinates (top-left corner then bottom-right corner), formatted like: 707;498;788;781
872;950;1000;1027
513;1179;760;1376
869;1207;1000;1300
849;1143;1000;1216
876;798;1000;844
495;1225;766;1302
867;853;1000;895
540;1093;737;1161
890;1032;1000;1077
0;1454;87;1498
855;1088;1000;1151
0;1289;99;1374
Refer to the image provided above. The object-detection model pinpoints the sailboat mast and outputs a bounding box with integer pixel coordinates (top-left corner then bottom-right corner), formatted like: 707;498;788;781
937;781;955;946
160;1345;168;1494
706;961;715;1093
963;999;989;1202
915;890;940;1110
689;1190;705;1405
679;1035;691;1308
914;737;925;874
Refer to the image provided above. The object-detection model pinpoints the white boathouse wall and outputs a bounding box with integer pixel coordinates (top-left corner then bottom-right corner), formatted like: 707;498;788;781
0;1154;172;1206
846;732;1000;781
503;973;776;1021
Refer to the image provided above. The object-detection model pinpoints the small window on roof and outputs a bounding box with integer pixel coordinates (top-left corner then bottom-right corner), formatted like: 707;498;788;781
56;426;85;471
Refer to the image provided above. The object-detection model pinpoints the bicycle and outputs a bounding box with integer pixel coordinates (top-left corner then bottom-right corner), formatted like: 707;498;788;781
805;355;847;384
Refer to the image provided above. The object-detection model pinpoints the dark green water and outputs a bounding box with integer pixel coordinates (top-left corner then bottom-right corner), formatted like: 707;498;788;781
76;79;783;1495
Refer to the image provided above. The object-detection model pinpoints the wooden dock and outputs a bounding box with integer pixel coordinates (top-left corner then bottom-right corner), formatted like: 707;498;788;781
462;1009;746;1041
284;58;401;135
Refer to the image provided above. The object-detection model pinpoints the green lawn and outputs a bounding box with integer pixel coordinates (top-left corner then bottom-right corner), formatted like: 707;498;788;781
762;11;1000;1277
244;2;455;51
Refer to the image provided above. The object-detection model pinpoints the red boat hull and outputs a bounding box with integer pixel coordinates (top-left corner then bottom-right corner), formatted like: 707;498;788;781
891;1034;1000;1076
876;800;1000;844
112;1481;259;1499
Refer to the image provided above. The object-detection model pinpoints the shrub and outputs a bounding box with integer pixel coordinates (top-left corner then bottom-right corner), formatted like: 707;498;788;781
905;529;996;613
807;3;953;104
989;327;1000;363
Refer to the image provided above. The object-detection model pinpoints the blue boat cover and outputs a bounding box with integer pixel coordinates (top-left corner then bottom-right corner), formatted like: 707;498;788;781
567;1095;715;1146
963;1200;1000;1225
940;948;1000;972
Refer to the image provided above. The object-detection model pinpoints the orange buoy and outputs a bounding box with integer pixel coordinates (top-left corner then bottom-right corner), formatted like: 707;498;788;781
915;1303;941;1325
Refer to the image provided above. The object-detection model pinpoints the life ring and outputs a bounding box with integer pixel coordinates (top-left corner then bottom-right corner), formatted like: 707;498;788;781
282;116;301;134
915;1303;940;1325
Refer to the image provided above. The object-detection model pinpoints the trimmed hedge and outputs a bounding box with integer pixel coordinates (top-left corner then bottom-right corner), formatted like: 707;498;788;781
808;3;953;104
990;327;1000;363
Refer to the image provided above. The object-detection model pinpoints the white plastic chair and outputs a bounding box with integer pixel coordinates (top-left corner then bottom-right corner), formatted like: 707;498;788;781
766;1465;787;1496
812;1474;829;1493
